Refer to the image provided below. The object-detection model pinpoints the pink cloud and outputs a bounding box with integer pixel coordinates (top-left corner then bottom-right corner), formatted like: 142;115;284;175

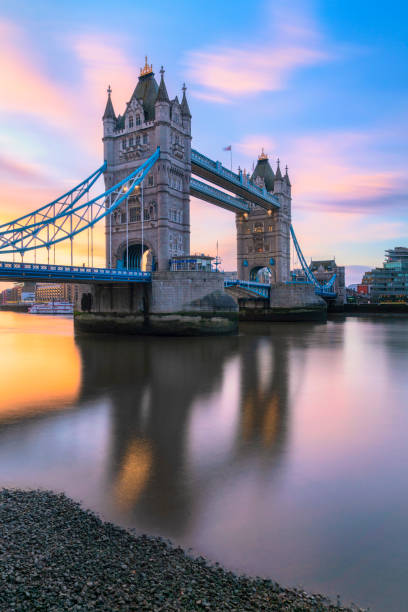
0;20;74;127
235;135;278;163
0;153;48;184
286;131;407;213
185;7;331;100
190;197;237;269
71;35;138;114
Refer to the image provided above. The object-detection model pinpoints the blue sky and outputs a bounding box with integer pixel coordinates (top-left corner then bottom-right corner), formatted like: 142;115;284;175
0;0;407;275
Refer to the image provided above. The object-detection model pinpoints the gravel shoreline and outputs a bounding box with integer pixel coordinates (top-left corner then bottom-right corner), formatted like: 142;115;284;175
0;489;364;611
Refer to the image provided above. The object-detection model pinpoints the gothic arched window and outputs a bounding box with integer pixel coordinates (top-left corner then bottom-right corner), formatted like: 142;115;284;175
128;116;134;128
136;114;141;126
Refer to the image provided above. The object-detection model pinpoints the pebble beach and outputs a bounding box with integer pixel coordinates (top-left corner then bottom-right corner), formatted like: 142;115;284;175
0;489;363;611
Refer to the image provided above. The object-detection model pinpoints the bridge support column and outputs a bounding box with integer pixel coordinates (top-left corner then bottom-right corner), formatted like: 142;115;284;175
236;282;327;322
74;272;238;336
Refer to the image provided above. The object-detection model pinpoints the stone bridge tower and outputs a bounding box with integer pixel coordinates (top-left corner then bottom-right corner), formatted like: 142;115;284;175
236;151;291;283
102;58;192;271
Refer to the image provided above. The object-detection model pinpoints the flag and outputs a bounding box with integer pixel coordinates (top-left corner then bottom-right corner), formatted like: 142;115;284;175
223;145;232;151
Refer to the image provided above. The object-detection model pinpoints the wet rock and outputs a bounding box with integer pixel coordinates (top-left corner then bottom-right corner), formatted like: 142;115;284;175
0;489;365;611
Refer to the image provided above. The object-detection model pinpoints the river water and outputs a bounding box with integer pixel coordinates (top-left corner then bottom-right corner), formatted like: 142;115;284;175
0;312;407;611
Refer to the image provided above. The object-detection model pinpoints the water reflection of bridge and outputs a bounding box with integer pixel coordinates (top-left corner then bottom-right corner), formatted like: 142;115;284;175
75;326;324;534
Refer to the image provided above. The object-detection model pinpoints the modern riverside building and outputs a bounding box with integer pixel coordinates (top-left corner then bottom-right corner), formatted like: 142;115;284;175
35;283;78;304
362;247;408;302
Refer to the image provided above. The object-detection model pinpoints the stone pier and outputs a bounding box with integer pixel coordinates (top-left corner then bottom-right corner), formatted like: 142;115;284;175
234;282;327;322
74;272;238;336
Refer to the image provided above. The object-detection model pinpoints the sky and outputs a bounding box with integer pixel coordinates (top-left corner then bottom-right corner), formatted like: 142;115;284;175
0;0;407;281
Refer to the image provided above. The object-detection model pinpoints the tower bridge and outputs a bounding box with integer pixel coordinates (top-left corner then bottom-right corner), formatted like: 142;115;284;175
0;58;338;334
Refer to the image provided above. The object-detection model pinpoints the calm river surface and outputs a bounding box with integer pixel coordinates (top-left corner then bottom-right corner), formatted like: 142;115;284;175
0;312;407;611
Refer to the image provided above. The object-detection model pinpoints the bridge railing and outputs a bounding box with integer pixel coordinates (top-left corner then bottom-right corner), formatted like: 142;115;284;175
224;279;270;298
0;261;151;282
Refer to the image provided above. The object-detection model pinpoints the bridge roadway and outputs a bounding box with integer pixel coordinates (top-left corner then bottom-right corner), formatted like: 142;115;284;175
0;261;151;284
0;261;336;300
191;150;280;210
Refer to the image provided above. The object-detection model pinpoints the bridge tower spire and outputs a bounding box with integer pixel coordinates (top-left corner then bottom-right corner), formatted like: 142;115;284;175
102;60;192;272
236;149;291;283
102;85;116;174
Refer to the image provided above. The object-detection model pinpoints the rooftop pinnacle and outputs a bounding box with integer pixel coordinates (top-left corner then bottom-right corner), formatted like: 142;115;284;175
102;85;116;120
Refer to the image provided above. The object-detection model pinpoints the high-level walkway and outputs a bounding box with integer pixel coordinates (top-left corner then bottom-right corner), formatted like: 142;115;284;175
190;178;250;213
191;150;280;210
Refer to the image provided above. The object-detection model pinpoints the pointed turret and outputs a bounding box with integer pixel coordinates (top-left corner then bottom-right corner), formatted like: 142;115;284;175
284;165;291;186
102;86;115;166
103;85;116;120
155;66;170;124
156;66;170;103
251;149;275;192
275;158;282;180
181;83;191;117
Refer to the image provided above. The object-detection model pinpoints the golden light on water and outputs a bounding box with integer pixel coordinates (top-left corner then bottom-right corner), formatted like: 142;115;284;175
0;313;81;421
113;439;152;510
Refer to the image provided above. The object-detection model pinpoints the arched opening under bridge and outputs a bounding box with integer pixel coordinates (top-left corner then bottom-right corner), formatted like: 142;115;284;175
250;266;273;283
120;244;155;271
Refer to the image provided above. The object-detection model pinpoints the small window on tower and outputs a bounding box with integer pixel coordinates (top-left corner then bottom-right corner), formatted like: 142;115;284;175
136;115;141;126
148;175;154;187
128;116;134;128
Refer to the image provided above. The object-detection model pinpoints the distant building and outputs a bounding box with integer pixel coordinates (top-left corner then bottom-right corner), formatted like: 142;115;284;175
291;261;345;303
310;259;346;303
21;281;35;303
35;283;78;303
362;247;408;303
357;284;369;296
0;283;22;304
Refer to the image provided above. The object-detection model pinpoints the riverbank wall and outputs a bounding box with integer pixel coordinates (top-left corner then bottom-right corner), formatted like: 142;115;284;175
0;304;29;313
237;282;327;322
329;303;408;315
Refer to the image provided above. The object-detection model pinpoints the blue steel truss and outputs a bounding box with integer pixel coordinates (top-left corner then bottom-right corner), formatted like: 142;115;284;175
0;261;151;283
191;149;280;210
290;225;337;297
0;163;106;238
0;145;337;303
0;149;160;256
